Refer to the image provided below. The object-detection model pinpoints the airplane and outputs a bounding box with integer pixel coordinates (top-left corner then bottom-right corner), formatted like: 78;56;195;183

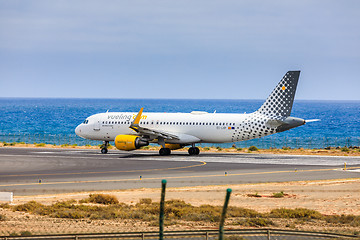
75;71;318;155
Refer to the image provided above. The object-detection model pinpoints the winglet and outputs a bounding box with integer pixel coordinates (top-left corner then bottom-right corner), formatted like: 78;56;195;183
130;108;143;132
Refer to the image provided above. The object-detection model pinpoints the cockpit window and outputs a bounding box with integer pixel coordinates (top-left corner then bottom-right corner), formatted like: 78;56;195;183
83;120;89;124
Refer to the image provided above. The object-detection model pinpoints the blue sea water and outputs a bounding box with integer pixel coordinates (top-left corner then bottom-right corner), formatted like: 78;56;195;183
0;98;359;149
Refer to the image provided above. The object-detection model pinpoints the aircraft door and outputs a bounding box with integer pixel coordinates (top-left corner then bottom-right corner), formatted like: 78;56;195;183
93;117;101;131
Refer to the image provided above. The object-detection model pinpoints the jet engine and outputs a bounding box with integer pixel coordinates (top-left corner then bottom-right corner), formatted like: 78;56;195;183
114;135;149;151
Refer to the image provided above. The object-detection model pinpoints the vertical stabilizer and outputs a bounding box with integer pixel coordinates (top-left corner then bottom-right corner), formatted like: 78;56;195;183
256;71;300;119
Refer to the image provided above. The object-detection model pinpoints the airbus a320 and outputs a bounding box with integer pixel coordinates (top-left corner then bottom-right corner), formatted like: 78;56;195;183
75;71;318;155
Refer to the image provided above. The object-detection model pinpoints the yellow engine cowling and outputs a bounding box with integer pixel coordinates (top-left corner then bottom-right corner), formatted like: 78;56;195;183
114;135;149;151
165;144;183;150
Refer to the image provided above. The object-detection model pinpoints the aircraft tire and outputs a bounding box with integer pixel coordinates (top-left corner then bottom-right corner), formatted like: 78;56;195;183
188;147;199;155
159;148;171;156
194;147;200;155
101;148;108;154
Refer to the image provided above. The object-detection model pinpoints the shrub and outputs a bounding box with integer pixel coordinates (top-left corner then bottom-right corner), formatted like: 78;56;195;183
0;214;6;221
224;236;247;240
139;198;152;205
53;209;86;219
35;143;46;147
247;192;262;198
216;147;222;151
0;203;10;209
203;147;210;151
270;208;322;219
325;214;360;227
88;194;119;205
341;147;349;152
89;210;118;220
248;146;258;151
236;148;243;151
14;201;45;213
272;191;285;198
236;217;274;227
20;231;32;236
227;207;260;218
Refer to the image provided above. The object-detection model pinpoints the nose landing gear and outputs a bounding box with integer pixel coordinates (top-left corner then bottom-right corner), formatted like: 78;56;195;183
101;141;109;154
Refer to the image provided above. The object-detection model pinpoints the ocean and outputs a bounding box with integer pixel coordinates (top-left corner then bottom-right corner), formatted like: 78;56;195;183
0;98;359;149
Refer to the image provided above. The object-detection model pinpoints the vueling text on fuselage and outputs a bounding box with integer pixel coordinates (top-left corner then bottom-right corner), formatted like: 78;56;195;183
107;114;147;121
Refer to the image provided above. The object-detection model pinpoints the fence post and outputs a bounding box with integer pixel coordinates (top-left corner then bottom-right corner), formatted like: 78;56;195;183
159;179;167;240
219;188;232;240
267;229;271;240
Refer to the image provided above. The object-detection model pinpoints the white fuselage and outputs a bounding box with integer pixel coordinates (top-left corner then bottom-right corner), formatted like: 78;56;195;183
75;111;276;144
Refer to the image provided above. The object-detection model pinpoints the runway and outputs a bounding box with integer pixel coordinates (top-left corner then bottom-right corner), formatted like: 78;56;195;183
1;147;360;195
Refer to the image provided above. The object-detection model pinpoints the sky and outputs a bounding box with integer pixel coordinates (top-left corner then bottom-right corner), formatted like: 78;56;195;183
0;0;359;100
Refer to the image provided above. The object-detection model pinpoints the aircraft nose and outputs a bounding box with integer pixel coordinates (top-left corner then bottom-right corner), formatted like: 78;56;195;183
75;125;82;137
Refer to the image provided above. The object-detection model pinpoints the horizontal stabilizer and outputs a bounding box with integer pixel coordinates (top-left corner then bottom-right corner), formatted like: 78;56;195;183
266;117;306;133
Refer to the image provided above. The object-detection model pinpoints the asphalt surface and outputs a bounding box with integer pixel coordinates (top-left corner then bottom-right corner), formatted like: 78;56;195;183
0;147;360;195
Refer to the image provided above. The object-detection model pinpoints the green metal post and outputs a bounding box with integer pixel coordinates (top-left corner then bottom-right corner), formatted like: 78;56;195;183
219;188;232;240
159;179;167;240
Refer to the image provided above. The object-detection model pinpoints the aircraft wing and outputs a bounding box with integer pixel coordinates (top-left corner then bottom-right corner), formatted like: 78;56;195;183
129;108;180;140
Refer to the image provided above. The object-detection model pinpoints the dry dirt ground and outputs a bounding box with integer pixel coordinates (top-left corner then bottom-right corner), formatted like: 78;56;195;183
1;178;360;235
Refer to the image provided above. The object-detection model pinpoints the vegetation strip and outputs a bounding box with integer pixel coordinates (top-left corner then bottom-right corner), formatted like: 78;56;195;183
1;194;359;236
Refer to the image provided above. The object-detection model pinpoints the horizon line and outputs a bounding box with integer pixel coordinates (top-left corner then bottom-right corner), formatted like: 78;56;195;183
0;97;360;102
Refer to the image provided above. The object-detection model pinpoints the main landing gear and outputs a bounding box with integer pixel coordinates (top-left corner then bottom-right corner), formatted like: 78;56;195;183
159;145;200;156
188;147;200;155
159;148;171;156
101;141;109;154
